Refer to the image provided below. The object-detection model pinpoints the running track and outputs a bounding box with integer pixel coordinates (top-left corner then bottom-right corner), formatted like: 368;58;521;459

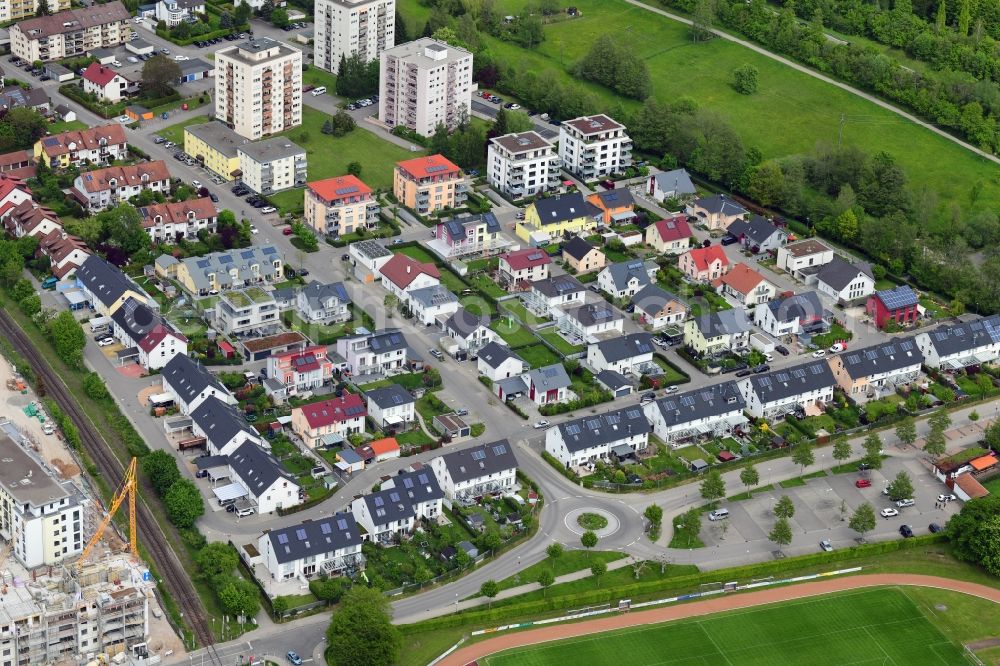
438;574;1000;666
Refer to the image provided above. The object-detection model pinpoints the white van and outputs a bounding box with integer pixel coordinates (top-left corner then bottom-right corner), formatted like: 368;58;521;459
311;86;327;96
236;507;255;517
708;508;730;521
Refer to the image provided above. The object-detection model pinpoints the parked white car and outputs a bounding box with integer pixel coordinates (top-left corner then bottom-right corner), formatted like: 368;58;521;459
896;498;915;508
532;420;549;429
880;507;899;517
937;494;957;502
260;206;277;214
811;349;826;358
97;337;115;347
173;55;189;61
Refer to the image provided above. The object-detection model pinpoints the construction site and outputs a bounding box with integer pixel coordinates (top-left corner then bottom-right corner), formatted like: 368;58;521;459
0;358;182;666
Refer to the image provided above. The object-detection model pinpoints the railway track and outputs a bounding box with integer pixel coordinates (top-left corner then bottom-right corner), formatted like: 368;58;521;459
0;311;222;663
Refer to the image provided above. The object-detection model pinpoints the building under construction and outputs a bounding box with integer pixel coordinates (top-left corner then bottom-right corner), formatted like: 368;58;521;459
0;422;157;666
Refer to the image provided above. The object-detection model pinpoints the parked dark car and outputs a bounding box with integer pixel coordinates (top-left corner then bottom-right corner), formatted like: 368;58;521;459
899;525;914;538
735;369;752;377
928;523;942;533
775;345;790;356
721;234;739;246
753;364;770;374
702;239;712;247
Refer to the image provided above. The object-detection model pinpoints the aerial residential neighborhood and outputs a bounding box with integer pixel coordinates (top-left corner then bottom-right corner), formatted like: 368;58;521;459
0;0;997;665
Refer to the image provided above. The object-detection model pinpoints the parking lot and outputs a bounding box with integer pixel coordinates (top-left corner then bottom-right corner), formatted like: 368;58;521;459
700;456;960;552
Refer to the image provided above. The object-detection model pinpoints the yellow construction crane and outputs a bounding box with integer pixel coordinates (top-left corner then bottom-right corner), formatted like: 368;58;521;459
78;457;138;568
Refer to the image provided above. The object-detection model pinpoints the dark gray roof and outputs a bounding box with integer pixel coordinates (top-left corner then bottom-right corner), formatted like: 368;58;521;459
161;353;228;404
746;360;835;403
229;441;294;495
363;486;415;525
525;364;571;391
562;236;596;262
266;511;362;564
838;337;923;379
111;296;161;344
533;274;585;298
564;302;623;327
595;369;631;391
445;307;489;339
367;329;407;353
632;284;684;314
557;406;650;453
191;395;258;448
389;468;445;504
300;280;350;311
408;284;457;309
364;383;414;409
651;381;744;428
603;259;656;291
765;292;824;324
440;213;500;241
693;194;746;217
77;254;145;307
816;256;873;292
478;341;519;369
923;315;1000;357
594;188;634;209
532;193;601;225
439;439;516;484
692;309;752;338
593;333;654;363
195;455;229;470
725;215;784;245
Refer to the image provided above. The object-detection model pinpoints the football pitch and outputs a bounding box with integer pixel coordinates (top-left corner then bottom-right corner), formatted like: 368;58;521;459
480;588;970;666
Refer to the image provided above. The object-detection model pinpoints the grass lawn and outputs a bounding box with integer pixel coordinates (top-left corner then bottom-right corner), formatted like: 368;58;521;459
358;372;429;392
405;0;1000;213
514;344;561;369
671;445;704;463
302;67;338;92
982;475;1000;496
495;550;628;592
158;114;213;145
395;245;439;264
727;483;775;501
467;273;507;298
149;94;211;116
778;469;828;488
500;298;545;324
537;327;585;355
277;107;417;193
396;428;434;447
283;311;352;344
48;120;88;133
811;323;852;348
395;245;470;293
491;319;539;348
652;355;687;384
479;588;968;666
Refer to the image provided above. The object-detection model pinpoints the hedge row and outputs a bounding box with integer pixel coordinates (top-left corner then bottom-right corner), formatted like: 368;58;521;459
540;450;580;484
402;534;947;634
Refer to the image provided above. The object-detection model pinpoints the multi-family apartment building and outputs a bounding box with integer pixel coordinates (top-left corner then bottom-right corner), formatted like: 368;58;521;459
138;197;218;243
184;121;242;181
335;328;408;375
392;154;466;215
291;393;367;448
155;0;205;26
558;114;632;179
214;287;280;335
33;124;127;169
162;245;283;295
314;0;395;71
10;2;129;63
266;345;338;395
0;432;83;568
487;131;559;198
429;212;506;259
379;38;474;137
0;0;69;24
238;138;307;194
215;37;302;140
304;174;380;236
70;161;171;212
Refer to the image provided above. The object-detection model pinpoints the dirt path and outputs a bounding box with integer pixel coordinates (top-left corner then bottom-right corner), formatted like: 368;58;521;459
438;574;1000;666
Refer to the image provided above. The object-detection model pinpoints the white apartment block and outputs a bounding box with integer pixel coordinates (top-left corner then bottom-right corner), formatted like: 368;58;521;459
0;433;83;569
238;138;307;195
314;0;395;71
487;131;559;198
215;37;302;140
558;114;632;180
379;38;474;137
10;2;129;63
214;287;280;335
0;0;69;23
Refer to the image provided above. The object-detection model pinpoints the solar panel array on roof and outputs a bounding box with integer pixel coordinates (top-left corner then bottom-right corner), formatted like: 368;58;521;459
335;186;359;196
43;137;59;146
345;405;365;417
277;533;288;544
585;418;601;430
605;413;620;424
877;286;917;309
426;165;447;173
492;444;507;456
680;396;695;406
374;496;384;507
295;528;307;540
625;408;642;419
418;473;430;484
219;255;233;264
565;424;580;435
389;491;401;503
262;246;278;255
471;450;486;460
402;477;414;489
792;368;805;378
321;522;332;534
337;517;348;530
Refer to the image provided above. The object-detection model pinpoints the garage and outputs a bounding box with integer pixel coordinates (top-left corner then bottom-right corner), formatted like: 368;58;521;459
212;483;247;505
126;38;154;56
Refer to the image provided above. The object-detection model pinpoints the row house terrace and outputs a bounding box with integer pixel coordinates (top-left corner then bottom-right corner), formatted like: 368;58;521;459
71;161;171;212
139;197;218;243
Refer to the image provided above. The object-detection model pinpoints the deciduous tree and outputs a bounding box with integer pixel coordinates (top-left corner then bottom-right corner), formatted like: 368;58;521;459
479;579;499;608
581;530;598;554
47;310;86;368
164;479;204;528
774;495;795;520
895;417;917;448
886;471;914;502
537;569;554;596
768;517;792;552
739;464;760;493
142;449;181;496
700;469;725;500
141;56;181;98
195;541;238;578
832;437;852;465
326;586;400;666
849;502;877;542
590;561;607;587
732;63;758;94
792;441;815;476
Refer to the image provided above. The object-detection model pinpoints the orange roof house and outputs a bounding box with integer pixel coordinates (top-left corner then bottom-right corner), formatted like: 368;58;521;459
954;473;989;500
713;262;778;307
970;455;998;471
356;436;401;462
679;245;730;282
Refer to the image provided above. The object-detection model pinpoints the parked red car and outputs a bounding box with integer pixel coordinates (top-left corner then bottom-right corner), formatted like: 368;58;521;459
855;478;872;488
282;227;293;235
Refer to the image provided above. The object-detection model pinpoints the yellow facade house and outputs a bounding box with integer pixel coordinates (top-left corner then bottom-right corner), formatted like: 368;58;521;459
184;121;242;182
515;192;601;243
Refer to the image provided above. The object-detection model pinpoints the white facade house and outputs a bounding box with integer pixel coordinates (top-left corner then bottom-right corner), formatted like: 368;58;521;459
160;353;236;415
738;360;836;419
814;257;876;305
257;512;364;581
0;432;83;568
228;441;301;514
378;253;441;299
407;284;459;325
776;239;835;279
351;469;443;544
110;296;188;370
643;381;746;445
430;440;517;499
335;329;408;375
544;406;650;468
753;292;825;338
191;396;266;456
587;333;656;376
81;63;134;102
296;280;351;324
487;131;559;198
597;259;657;299
477;342;524;382
155;0;205;26
238;138;308;195
444;307;499;352
314;0;395;72
364;383;416;428
215;38;302;140
558;114;632;180
557;302;624;342
348;239;393;281
378;38;474;137
525;275;586;318
915;315;1000;370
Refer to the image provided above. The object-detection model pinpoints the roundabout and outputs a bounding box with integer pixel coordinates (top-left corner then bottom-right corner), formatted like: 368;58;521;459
563;507;621;538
